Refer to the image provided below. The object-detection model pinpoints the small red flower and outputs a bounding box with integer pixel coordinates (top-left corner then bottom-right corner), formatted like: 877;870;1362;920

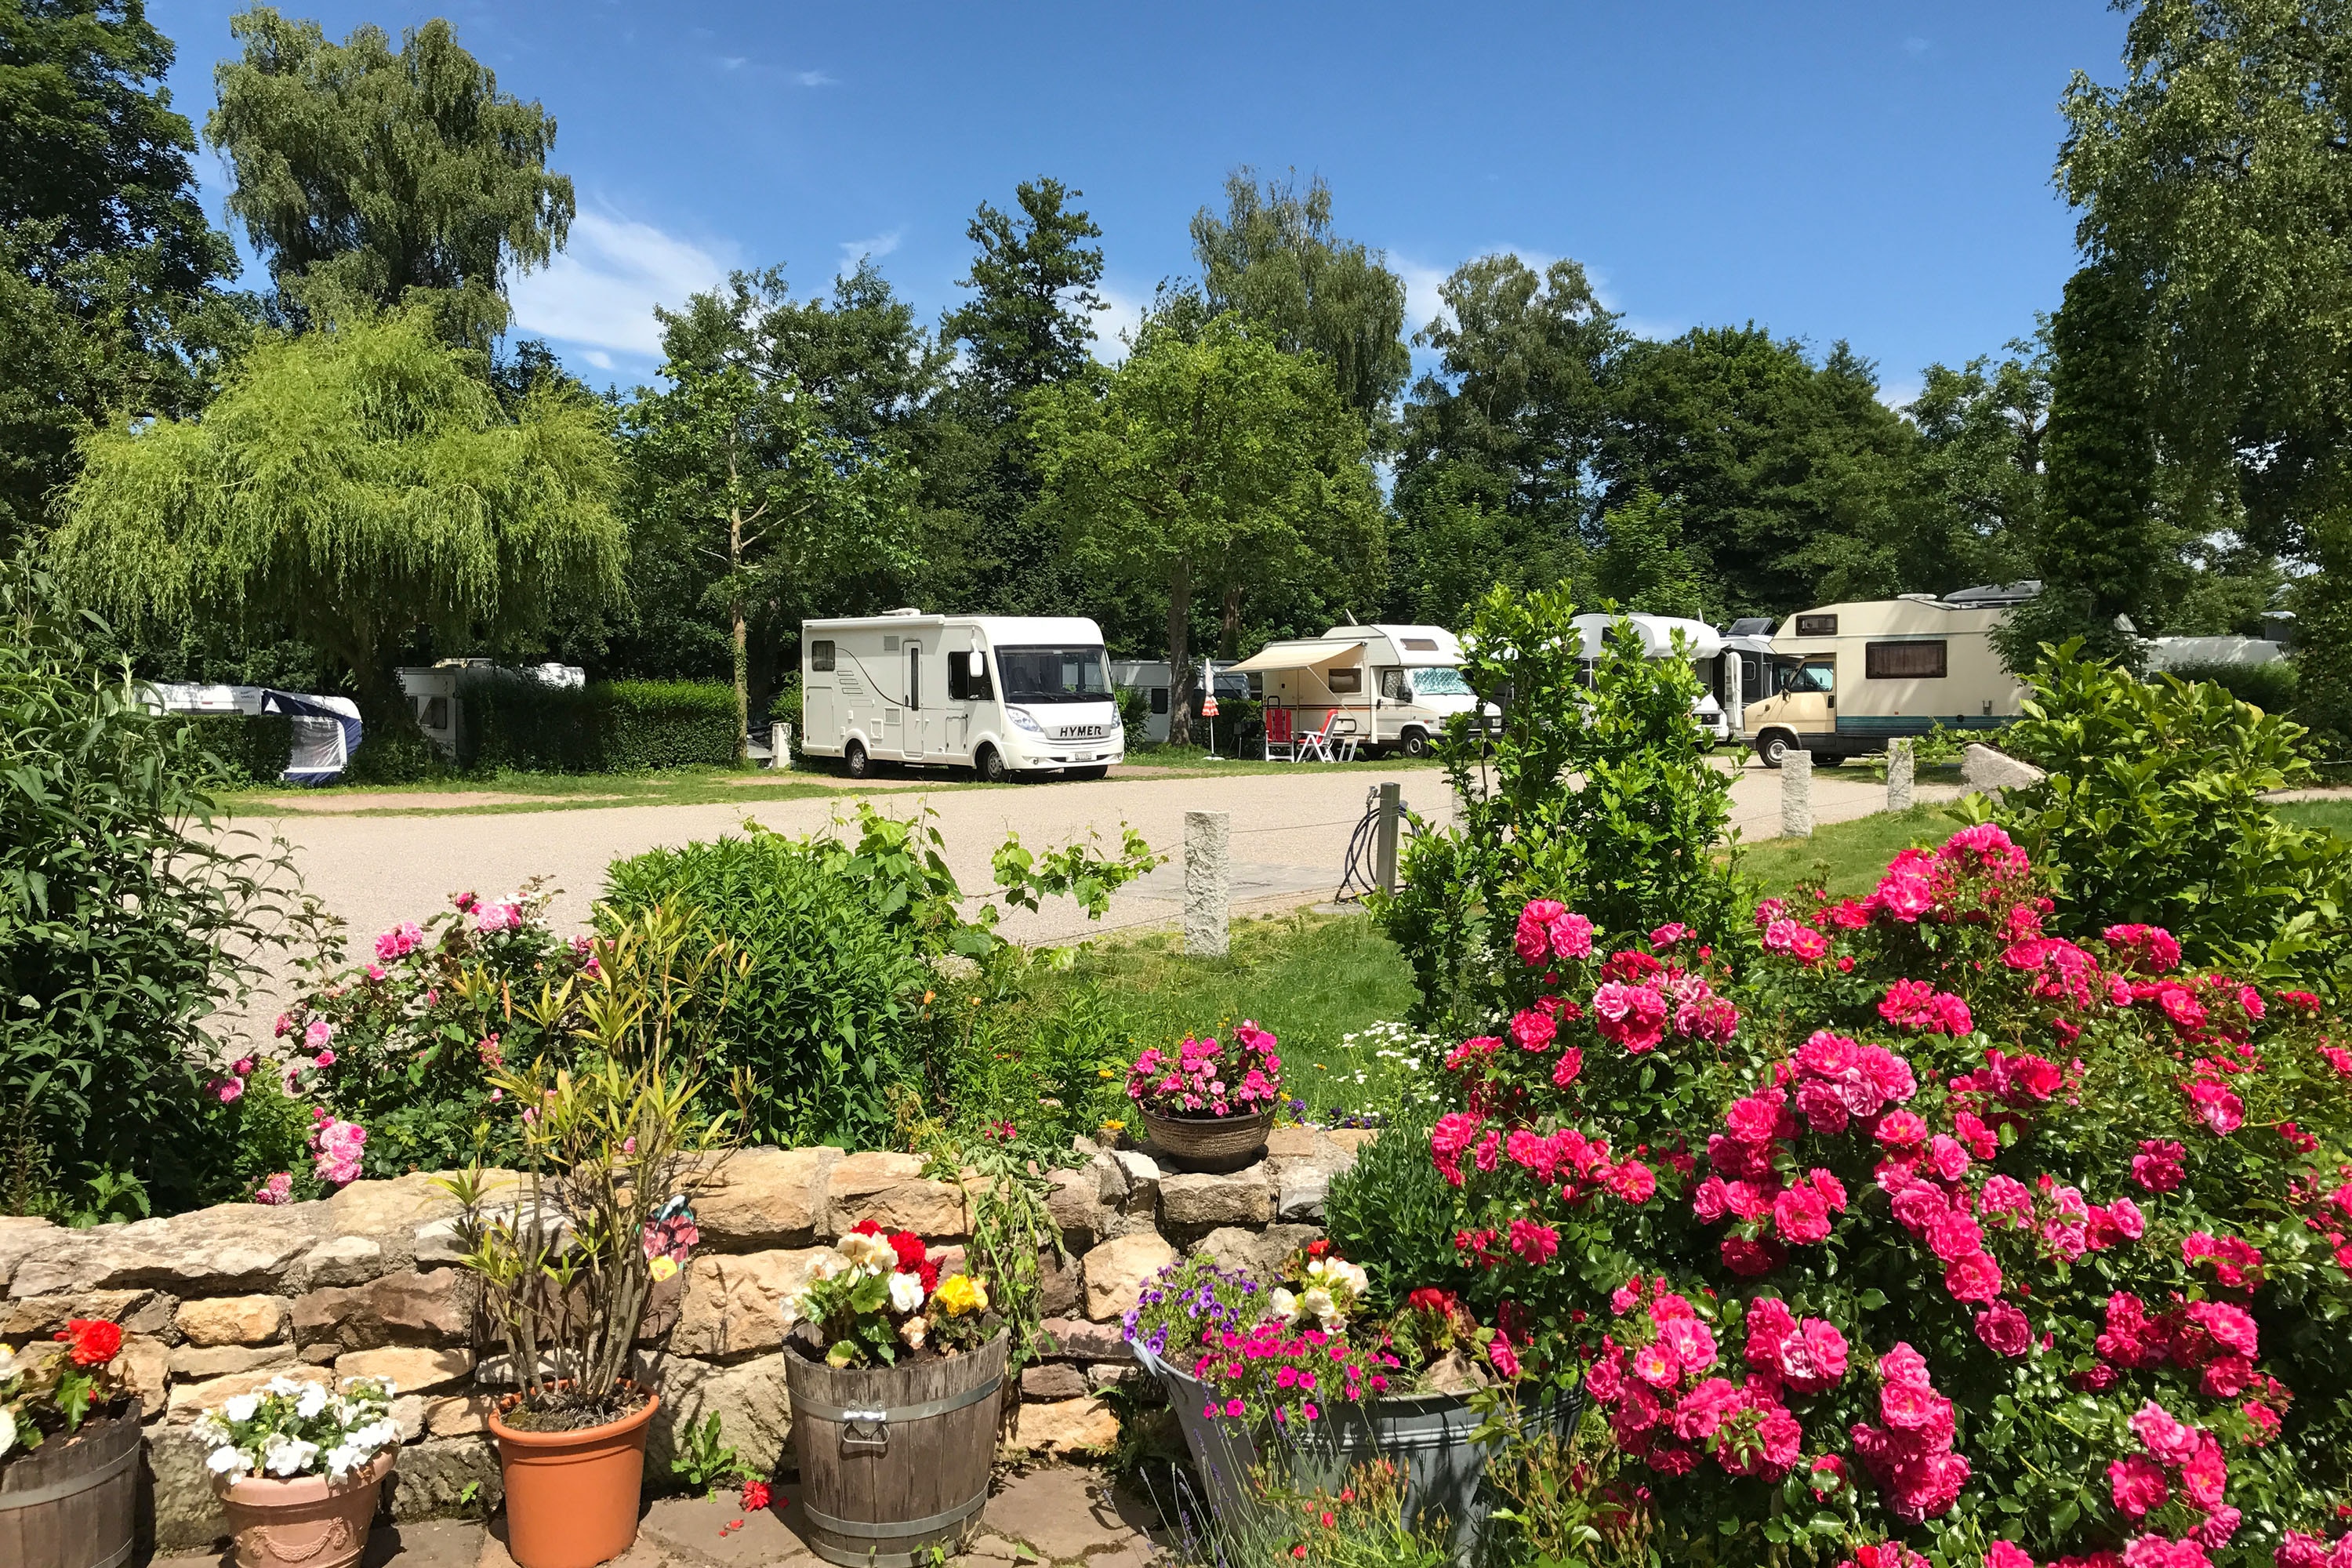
742;1480;771;1512
56;1318;122;1368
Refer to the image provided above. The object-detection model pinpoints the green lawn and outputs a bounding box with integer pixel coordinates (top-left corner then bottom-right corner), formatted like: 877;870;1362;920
1734;804;1968;899
2274;798;2352;841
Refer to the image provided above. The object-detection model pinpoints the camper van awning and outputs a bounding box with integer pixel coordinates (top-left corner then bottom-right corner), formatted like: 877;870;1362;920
1225;638;1366;673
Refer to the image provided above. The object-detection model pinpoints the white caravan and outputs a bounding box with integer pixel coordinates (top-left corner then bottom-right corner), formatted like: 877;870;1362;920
1225;624;1475;757
1567;613;1735;742
1109;659;1253;745
799;611;1122;782
1739;593;2029;766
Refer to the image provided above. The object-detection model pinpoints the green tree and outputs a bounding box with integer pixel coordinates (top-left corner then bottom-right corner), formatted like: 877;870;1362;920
625;271;920;750
1029;311;1383;745
49;306;624;706
1190;168;1410;427
0;0;245;550
1994;263;2159;670
1903;343;2047;593
1600;328;1926;615
1392;255;1622;620
935;177;1107;615
206;6;574;347
1591;486;1711;619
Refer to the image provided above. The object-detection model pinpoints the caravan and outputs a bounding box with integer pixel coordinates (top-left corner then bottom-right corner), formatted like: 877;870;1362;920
1566;613;1735;741
799;611;1123;782
1225;624;1474;757
1739;592;2031;766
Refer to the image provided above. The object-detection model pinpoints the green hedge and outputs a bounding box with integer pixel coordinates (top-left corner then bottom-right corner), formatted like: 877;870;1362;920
2162;657;2299;715
151;713;296;786
462;679;738;772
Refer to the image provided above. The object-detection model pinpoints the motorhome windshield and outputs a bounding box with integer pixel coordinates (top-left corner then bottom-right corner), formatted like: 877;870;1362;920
1410;667;1472;697
997;645;1112;703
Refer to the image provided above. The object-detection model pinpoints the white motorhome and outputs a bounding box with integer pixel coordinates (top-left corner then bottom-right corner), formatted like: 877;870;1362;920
1109;659;1252;745
1225;624;1474;757
1739;593;2029;766
799;611;1122;782
1567;613;1734;742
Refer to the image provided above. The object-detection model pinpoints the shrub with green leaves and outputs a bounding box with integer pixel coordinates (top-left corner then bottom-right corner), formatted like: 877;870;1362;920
1995;641;2352;984
463;677;739;772
1;561;314;1214
1374;584;1748;1031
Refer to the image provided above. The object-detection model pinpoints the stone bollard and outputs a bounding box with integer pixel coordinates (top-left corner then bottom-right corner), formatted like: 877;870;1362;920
1781;750;1813;838
1886;737;1913;811
1184;810;1230;956
770;721;793;771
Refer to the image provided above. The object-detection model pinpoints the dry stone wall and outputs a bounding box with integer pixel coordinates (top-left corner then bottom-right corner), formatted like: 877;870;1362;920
0;1127;1368;1552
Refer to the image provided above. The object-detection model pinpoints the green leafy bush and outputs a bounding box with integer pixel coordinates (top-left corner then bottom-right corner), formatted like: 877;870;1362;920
2161;658;2299;716
1995;640;2352;982
1323;1102;1472;1315
1;561;314;1214
1374;585;1747;1030
153;713;296;786
463;678;738;772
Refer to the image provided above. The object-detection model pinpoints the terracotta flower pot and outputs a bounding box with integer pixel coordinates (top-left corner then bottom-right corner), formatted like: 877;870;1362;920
1142;1105;1275;1173
211;1446;395;1568
488;1394;659;1568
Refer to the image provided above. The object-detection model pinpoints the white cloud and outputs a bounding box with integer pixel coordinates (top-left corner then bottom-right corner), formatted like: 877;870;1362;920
580;348;614;371
837;229;902;276
510;211;731;359
1396;260;1451;339
793;70;836;87
1089;284;1145;364
719;55;748;71
1903;36;1932;56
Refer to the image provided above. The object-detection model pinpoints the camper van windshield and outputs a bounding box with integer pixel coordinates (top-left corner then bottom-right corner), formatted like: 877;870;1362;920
997;645;1112;703
1410;667;1472;698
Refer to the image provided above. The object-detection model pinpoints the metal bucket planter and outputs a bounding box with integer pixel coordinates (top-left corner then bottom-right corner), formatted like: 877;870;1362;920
783;1330;1007;1568
0;1396;142;1568
1136;1344;1573;1554
1142;1107;1274;1174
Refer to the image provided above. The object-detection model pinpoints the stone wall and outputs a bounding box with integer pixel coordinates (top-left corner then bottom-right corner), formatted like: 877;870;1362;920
0;1128;1367;1552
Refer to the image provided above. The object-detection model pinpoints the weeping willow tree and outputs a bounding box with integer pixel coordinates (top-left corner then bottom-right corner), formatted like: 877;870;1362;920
49;307;624;700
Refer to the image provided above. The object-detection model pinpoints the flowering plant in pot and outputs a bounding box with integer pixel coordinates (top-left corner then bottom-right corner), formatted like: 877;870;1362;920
0;1320;145;1568
1127;1022;1283;1171
194;1375;401;1568
781;1219;994;1367
0;1318;129;1460
1398;818;2352;1568
439;902;746;1568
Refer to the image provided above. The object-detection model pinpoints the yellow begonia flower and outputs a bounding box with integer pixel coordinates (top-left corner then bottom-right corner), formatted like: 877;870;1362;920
934;1274;989;1317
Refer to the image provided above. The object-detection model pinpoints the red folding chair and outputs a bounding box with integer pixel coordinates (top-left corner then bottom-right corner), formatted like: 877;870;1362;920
1263;705;1301;761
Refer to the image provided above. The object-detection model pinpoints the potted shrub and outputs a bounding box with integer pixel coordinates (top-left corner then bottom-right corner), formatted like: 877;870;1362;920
0;1319;141;1568
440;903;746;1568
1126;1022;1283;1171
194;1374;402;1568
779;1220;1007;1566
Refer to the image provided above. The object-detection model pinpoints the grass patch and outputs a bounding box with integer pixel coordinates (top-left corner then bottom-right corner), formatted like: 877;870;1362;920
999;908;1425;1128
2274;799;2352;841
1735;805;1966;899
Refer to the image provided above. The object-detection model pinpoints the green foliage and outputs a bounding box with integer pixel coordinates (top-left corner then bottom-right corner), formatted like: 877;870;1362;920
1115;684;1151;753
941;176;1105;403
1591;485;1711;620
462;678;739;773
1375;586;1747;1030
671;1413;750;1495
2162;657;2299;717
1;560;314;1214
1190;168;1410;425
52;306;626;699
1323;1102;1472;1315
954;1130;1073;1425
206;7;575;347
152;712;295;787
1994;638;2352;982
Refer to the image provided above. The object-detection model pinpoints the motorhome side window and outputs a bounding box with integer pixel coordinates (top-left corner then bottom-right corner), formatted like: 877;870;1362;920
810;641;836;672
1328;668;1362;694
1795;614;1838;637
1380;669;1406;699
948;652;993;701
1150;688;1168;714
1865;641;1948;680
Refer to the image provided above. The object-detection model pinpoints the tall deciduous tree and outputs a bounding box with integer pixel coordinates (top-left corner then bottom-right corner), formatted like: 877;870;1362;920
49;307;623;702
1029;312;1383;745
206;6;573;347
1592;487;1712;621
626;272;919;750
1191;168;1410;427
1903;343;2048;594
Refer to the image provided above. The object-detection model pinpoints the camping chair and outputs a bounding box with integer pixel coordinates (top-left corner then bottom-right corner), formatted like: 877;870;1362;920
1298;709;1345;764
1264;705;1301;761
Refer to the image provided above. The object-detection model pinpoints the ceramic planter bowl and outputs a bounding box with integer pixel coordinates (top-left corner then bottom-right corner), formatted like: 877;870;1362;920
211;1446;395;1568
1142;1105;1276;1173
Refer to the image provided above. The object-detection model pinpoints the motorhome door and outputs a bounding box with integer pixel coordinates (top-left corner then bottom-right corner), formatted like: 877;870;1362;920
941;632;981;760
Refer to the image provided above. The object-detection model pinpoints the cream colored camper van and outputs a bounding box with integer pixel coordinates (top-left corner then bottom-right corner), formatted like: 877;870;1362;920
1740;594;2027;767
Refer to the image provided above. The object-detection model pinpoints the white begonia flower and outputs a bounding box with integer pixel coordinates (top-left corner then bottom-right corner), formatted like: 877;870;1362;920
1269;1288;1299;1322
0;1344;17;1379
0;1406;15;1456
223;1393;262;1425
205;1445;252;1476
1301;1287;1337;1323
263;1375;304;1398
1334;1261;1370;1297
887;1272;926;1314
807;1251;848;1282
295;1383;329;1420
263;1434;321;1476
779;1292;806;1330
898;1316;927;1350
325;1443;361;1479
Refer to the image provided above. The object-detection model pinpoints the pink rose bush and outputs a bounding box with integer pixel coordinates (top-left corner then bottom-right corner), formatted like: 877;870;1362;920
1126;1022;1282;1118
1385;822;2352;1566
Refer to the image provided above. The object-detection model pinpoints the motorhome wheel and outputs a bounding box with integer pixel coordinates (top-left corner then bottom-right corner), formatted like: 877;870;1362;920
974;744;1009;783
1399;728;1432;758
1755;730;1794;769
844;741;871;779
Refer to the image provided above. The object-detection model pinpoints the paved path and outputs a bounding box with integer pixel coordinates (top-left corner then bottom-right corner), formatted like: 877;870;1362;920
146;1465;1167;1568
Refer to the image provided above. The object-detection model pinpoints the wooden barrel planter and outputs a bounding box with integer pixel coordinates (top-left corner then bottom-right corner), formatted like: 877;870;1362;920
783;1330;1007;1568
1142;1106;1275;1173
0;1396;142;1568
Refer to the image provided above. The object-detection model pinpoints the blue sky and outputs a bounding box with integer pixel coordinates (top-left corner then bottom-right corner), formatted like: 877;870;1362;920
147;2;2129;405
